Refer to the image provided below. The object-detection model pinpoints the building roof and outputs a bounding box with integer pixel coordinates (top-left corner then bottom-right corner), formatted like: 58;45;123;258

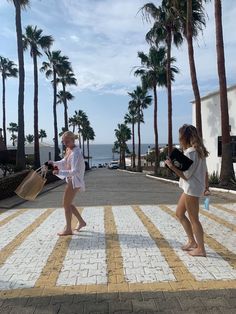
191;83;236;104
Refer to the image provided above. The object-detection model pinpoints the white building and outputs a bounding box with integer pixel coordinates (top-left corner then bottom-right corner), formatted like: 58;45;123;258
192;84;236;175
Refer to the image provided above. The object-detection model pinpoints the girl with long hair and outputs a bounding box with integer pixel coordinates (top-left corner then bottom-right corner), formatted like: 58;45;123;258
165;124;209;257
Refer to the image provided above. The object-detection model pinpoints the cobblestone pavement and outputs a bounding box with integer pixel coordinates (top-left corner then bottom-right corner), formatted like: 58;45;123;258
0;169;235;313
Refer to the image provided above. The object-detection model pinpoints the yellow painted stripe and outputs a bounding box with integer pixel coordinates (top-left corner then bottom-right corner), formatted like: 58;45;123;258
0;208;54;267
213;204;236;217
132;205;195;287
104;206;127;288
200;207;236;232
35;208;83;288
0;208;28;227
161;205;236;269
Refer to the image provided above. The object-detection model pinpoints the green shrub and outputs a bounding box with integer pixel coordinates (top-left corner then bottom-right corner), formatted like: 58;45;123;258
209;171;220;185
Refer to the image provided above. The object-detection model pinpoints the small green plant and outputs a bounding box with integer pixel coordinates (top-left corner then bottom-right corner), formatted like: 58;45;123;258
209;171;220;185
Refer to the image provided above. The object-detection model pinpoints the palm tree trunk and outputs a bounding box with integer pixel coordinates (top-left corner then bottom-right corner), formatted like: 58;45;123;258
33;53;40;168
87;139;90;168
153;85;159;175
62;82;69;131
82;138;85;157
137;108;141;172
53;68;60;160
214;0;235;184
187;0;202;138
2;75;7;148
166;31;173;156
132;121;136;168
78;126;82;148
14;1;25;169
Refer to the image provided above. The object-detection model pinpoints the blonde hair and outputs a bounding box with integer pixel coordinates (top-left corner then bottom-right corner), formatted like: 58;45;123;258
62;131;76;141
179;124;209;159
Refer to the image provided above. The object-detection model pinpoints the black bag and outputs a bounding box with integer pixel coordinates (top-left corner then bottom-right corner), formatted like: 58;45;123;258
167;148;193;171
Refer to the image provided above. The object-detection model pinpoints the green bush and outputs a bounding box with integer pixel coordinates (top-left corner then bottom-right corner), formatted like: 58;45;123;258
209;171;220;185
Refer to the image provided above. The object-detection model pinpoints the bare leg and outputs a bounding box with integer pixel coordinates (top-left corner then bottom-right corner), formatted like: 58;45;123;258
58;181;78;236
185;194;206;257
71;205;86;231
176;193;197;250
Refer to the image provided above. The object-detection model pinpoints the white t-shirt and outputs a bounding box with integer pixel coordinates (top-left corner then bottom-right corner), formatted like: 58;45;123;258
53;146;85;191
179;147;207;197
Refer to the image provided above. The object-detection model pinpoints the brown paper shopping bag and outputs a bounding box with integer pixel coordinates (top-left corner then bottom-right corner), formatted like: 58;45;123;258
15;167;47;201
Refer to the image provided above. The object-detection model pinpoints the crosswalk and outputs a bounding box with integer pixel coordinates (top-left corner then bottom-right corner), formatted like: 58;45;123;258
0;203;235;297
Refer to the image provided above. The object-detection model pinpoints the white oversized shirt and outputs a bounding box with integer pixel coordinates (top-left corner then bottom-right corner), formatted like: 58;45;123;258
53;146;85;191
179;147;207;197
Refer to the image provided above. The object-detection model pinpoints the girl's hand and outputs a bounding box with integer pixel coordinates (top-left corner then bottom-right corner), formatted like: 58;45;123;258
165;158;173;169
53;169;59;175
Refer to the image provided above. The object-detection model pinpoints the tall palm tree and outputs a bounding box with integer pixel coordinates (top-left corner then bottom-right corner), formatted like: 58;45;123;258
0;57;18;147
23;25;53;168
214;0;235;184
10;0;30;169
74;110;88;149
134;46;178;174
124;106;138;169
128;86;152;172
39;129;47;142
41;50;70;160
80;116;89;157
69;115;77;133
26;134;34;144
172;0;208;138
57;90;74;128
114;124;131;169
57;68;77;131
7;122;18;146
85;125;95;169
141;1;183;154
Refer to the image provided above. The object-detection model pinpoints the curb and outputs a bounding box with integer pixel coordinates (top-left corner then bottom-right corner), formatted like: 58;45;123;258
146;174;236;194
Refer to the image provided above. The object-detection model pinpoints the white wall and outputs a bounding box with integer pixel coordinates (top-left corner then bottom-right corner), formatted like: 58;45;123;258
192;85;236;175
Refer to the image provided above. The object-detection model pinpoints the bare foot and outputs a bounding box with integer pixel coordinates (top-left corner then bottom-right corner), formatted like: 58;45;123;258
74;221;86;232
188;248;206;257
181;242;198;251
57;229;73;236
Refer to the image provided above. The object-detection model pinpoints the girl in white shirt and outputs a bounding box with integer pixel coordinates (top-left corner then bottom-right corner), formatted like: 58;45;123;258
49;131;86;236
165;124;209;257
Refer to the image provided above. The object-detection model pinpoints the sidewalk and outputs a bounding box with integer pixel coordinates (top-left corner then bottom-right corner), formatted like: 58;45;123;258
0;169;235;313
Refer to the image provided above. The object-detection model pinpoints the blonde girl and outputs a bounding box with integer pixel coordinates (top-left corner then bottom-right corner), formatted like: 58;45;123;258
165;124;209;257
49;131;86;236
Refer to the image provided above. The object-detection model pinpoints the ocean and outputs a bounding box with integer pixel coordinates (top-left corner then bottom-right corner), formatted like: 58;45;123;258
88;144;155;166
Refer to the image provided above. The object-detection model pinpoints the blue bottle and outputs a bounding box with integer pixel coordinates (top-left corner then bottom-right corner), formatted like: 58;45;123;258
204;197;210;210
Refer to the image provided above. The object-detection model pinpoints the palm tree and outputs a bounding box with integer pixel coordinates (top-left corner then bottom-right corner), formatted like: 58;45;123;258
23;25;53;168
141;1;183;154
39;129;47;142
74;110;88;149
69;114;77;133
41;50;71;160
128;86;152;172
0;57;18;147
57;90;74;128
171;0;208;138
214;0;235;184
124;106;138;169
57;68;77;131
135;47;178;173
85;126;95;169
10;0;30;169
114;124;131;169
7;122;18;146
80;116;89;157
26;134;34;144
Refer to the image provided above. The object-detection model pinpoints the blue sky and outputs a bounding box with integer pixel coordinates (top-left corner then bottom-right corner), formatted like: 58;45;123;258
0;0;236;145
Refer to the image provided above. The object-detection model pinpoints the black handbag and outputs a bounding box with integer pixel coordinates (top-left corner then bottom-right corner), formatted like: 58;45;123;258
167;148;193;171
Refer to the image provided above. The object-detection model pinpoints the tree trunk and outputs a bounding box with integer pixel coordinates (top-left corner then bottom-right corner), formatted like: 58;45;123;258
33;53;40;168
2;75;7;148
87;138;90;169
122;144;126;170
14;1;25;169
53;68;60;160
132;121;136;168
137;107;141;172
153;85;159;175
78;126;82;148
187;0;202;138
215;0;235;184
82;138;85;157
62;82;69;131
166;31;173;156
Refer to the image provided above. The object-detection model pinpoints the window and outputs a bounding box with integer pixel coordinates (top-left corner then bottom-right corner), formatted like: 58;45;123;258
218;136;236;162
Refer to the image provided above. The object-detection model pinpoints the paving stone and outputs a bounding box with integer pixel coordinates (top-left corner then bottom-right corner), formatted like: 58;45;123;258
132;299;157;312
109;301;133;313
